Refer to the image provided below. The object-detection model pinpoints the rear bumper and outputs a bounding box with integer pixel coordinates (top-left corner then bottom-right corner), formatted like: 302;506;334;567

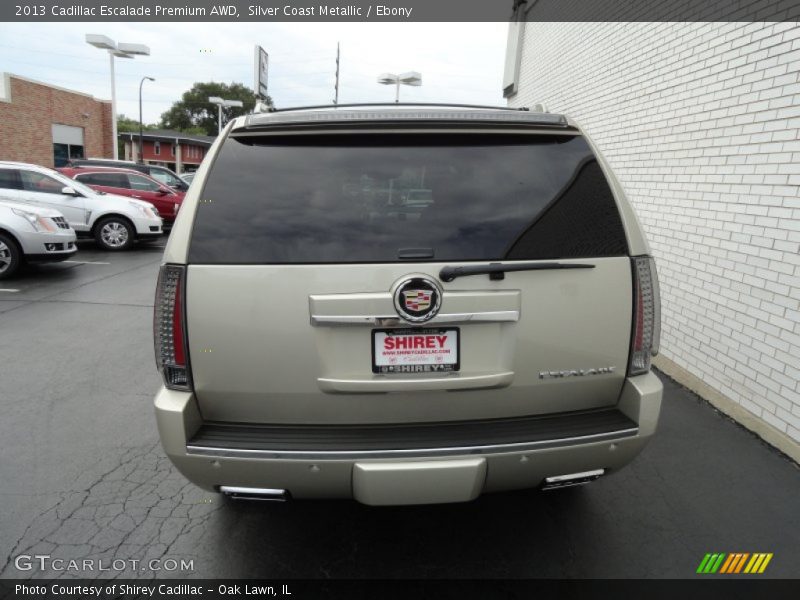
155;372;663;505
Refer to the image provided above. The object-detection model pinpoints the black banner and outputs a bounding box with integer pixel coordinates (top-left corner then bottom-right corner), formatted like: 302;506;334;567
2;579;800;600
3;0;800;22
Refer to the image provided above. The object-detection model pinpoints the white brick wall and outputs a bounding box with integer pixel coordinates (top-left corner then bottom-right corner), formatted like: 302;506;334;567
508;22;800;443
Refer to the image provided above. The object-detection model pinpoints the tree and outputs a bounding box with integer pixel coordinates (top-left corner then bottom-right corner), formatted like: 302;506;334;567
117;114;156;133
159;82;273;136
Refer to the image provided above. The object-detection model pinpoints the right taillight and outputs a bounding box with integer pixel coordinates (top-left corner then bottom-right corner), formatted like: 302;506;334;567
628;256;661;376
154;264;192;390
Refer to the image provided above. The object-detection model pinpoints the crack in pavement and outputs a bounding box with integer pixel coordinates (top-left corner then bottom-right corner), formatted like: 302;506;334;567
1;442;220;579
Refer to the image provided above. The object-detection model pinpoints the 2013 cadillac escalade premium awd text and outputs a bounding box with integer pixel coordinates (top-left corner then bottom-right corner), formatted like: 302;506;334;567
153;105;663;505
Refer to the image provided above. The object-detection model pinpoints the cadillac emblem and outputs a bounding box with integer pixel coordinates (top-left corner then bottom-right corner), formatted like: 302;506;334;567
393;276;442;323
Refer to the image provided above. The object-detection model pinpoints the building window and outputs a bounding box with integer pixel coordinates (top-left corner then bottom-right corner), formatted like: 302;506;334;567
154;141;161;156
53;143;84;167
52;124;85;167
171;144;175;157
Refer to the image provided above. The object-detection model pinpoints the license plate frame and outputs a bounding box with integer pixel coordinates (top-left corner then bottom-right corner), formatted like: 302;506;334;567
371;327;460;374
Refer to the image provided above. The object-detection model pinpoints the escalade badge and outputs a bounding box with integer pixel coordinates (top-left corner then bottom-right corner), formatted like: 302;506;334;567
393;276;442;323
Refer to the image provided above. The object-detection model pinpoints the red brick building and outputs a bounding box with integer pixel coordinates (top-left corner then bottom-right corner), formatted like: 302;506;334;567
119;130;215;175
0;73;113;168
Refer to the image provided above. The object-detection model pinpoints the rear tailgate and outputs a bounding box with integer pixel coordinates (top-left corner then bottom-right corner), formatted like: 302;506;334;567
185;129;632;425
186;260;630;424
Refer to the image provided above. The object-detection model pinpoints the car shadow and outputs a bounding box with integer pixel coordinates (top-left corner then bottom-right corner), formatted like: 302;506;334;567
202;485;593;578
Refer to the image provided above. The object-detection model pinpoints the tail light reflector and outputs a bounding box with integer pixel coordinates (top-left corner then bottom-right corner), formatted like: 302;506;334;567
628;256;661;376
154;264;192;390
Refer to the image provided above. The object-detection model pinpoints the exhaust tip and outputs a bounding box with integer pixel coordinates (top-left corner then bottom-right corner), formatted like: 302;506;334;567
541;468;604;491
220;486;290;502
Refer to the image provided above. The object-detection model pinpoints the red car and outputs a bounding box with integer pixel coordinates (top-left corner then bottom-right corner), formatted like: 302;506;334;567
58;166;184;224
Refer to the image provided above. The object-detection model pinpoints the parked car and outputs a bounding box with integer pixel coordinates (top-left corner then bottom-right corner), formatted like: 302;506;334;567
58;166;184;225
153;104;662;505
180;172;196;185
0;198;77;279
67;159;189;192
0;162;162;251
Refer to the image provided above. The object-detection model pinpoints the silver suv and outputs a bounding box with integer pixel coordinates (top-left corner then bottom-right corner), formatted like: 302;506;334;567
154;105;663;505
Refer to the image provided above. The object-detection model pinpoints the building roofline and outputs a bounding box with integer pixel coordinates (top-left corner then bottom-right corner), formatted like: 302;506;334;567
1;72;111;105
118;130;215;146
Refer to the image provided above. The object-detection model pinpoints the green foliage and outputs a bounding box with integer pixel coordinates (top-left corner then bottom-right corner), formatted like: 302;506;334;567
181;127;210;136
117;114;156;132
159;82;273;136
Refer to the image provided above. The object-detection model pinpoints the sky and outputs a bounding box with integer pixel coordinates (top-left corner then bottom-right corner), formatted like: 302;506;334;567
0;22;508;124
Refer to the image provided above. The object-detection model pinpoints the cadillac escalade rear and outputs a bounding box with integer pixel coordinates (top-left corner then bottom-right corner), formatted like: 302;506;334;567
153;105;662;505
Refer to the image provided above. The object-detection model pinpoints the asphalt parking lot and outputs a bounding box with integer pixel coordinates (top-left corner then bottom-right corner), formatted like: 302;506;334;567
0;239;798;580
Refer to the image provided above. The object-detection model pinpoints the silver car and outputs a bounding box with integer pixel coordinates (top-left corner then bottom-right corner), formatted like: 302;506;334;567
0;199;77;279
153;105;663;505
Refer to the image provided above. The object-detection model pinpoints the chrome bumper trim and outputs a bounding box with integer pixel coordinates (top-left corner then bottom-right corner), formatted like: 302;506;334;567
186;427;638;461
219;486;290;501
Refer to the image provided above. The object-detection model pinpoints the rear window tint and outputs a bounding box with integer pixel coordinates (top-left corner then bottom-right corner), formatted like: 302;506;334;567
77;173;129;188
189;134;628;264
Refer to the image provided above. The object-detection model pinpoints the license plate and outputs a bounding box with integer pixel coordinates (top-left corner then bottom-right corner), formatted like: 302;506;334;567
372;328;460;374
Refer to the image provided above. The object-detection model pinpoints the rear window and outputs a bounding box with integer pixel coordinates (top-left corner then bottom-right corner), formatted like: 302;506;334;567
77;173;129;188
149;169;183;187
189;133;628;264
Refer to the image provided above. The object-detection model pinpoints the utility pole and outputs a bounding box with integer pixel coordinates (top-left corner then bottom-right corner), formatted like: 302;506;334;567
138;76;154;164
333;42;340;105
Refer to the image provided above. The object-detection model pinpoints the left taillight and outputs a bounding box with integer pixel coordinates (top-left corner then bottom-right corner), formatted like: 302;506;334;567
154;264;192;390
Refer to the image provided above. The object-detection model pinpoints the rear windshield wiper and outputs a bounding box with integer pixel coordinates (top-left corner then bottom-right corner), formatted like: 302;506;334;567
439;261;595;282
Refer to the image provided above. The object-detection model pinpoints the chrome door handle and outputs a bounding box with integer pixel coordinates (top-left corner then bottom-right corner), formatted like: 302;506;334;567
310;311;520;326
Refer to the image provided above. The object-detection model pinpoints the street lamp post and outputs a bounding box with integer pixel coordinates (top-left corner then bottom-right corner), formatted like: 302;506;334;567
138;76;155;164
377;71;422;102
86;34;150;160
208;97;244;135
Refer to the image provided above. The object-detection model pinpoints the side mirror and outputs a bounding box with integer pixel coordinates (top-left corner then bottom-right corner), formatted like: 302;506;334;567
61;186;80;197
157;188;169;195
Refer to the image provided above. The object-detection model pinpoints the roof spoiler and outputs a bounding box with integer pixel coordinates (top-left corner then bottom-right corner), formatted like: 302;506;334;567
258;102;535;114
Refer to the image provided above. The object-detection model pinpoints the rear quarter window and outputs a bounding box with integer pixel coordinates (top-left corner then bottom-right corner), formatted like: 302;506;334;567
189;133;628;264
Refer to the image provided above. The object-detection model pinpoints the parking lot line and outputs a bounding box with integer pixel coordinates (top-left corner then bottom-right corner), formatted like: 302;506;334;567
0;289;20;293
62;260;111;265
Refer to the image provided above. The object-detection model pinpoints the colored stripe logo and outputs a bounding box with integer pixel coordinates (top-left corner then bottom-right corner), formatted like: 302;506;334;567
696;553;773;574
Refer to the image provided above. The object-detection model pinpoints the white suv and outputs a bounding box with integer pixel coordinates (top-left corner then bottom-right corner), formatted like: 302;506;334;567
0;199;77;279
0;162;162;251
